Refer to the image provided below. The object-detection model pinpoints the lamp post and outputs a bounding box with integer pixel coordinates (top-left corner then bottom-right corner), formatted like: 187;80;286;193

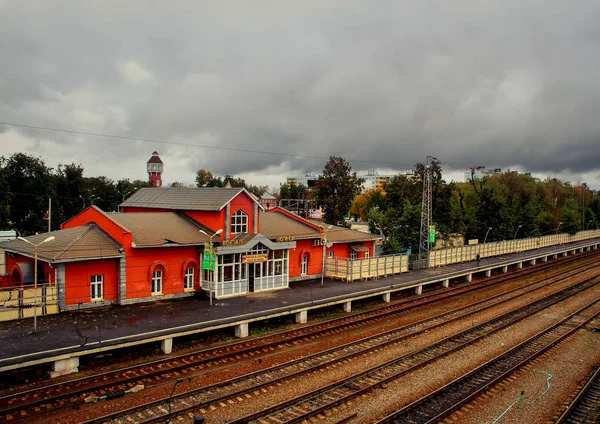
481;227;492;257
200;229;223;306
513;225;522;253
586;220;592;230
556;221;562;234
320;225;332;287
513;225;522;241
17;236;55;334
117;190;130;213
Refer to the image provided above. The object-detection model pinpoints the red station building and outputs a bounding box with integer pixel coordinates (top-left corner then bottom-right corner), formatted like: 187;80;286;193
0;187;379;313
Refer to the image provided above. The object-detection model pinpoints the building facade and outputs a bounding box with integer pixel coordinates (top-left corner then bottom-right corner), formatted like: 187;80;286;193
0;188;379;313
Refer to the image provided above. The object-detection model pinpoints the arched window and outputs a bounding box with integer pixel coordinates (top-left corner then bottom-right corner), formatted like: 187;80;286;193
184;263;196;290
151;266;165;294
231;209;248;234
301;253;309;275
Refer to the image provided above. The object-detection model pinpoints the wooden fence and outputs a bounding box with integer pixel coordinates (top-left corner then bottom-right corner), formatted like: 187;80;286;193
0;285;58;323
325;254;409;282
429;229;600;268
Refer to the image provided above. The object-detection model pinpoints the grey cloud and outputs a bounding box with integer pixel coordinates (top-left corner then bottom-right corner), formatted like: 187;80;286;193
1;1;600;188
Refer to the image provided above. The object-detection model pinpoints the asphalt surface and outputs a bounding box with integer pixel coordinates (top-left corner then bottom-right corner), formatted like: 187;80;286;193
0;239;597;368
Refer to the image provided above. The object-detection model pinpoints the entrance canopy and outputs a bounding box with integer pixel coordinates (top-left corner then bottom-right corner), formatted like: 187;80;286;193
349;243;370;252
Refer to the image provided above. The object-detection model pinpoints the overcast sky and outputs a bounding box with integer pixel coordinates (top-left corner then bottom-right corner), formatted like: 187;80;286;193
1;1;600;190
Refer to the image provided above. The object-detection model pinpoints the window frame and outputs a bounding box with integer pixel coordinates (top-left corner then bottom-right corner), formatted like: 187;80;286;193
301;254;309;275
350;250;358;261
152;269;163;294
231;209;248;234
90;274;103;301
184;266;194;290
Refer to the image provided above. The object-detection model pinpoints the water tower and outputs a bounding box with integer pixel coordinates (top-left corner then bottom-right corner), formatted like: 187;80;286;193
146;151;163;187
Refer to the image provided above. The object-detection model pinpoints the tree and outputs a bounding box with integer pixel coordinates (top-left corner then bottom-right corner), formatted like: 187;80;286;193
315;156;364;225
54;163;85;230
170;181;184;188
195;169;213;187
2;153;54;235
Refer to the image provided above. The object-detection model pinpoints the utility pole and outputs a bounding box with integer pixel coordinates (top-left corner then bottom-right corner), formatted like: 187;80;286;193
418;155;434;268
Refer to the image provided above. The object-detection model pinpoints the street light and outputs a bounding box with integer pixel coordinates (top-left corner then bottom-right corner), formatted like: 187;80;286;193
513;225;522;253
483;227;493;244
556;221;563;234
480;227;492;257
199;229;223;306
17;236;55;334
513;225;523;240
586;220;593;230
320;225;333;287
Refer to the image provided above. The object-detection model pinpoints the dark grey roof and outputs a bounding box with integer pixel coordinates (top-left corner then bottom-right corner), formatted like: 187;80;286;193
120;187;251;211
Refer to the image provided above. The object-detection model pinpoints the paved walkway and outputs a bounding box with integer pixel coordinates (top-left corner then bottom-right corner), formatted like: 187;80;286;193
0;239;597;368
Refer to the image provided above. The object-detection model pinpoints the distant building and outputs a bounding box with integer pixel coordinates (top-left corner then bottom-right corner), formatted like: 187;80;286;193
361;170;395;191
147;151;164;187
286;170;406;191
286;172;319;188
259;192;277;210
464;167;502;182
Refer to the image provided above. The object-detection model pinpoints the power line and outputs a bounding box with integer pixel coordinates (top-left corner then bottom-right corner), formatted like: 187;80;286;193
0;121;417;168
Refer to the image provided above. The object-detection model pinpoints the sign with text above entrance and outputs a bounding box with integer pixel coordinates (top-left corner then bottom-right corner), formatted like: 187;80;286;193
276;236;295;242
242;253;269;263
223;239;244;247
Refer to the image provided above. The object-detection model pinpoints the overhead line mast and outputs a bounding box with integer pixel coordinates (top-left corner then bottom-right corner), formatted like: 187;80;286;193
418;155;434;267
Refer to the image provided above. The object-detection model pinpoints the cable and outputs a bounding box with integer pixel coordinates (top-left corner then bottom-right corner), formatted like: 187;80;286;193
0;121;416;168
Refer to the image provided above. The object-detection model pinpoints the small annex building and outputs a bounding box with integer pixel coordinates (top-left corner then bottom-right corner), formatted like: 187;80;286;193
0;187;380;314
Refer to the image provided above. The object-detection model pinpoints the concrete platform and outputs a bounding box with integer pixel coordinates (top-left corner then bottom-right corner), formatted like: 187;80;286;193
0;238;598;375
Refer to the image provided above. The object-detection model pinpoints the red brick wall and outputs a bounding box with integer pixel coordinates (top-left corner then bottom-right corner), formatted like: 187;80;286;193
124;246;200;299
64;259;120;305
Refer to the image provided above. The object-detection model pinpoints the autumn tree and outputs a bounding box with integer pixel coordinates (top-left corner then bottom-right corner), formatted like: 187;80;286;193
195;169;214;187
315;156;364;225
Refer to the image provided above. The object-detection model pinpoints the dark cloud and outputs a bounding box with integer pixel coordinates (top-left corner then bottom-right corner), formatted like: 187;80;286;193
1;1;600;188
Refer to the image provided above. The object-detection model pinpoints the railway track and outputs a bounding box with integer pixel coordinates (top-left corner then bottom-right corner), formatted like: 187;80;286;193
376;300;600;424
227;279;600;424
90;270;600;423
554;365;600;424
2;252;593;421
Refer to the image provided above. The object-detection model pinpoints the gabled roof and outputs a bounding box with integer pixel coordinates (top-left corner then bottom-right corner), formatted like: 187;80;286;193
260;210;322;240
0;224;122;263
120;187;262;211
312;221;382;243
260;192;276;200
103;212;213;247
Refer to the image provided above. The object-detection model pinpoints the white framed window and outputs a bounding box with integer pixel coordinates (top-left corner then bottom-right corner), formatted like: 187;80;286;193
312;239;324;246
365;250;370;259
152;270;163;294
231;210;248;234
350;250;358;261
184;266;194;289
90;274;103;301
328;251;334;259
301;255;309;275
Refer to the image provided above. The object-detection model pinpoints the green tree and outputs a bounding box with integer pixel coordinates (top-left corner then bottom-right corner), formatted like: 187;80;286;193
315;156;364;225
2;153;54;235
195;169;214;187
53;163;85;230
